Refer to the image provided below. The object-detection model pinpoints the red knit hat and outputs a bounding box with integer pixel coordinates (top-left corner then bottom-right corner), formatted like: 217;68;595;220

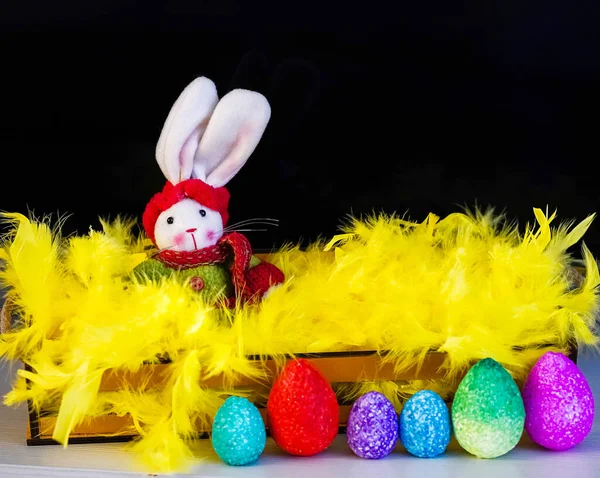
142;179;230;245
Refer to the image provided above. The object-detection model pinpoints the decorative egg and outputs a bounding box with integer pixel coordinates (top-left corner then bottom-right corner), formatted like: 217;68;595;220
399;390;451;458
211;396;266;466
346;391;398;459
452;357;525;459
267;358;339;456
522;351;595;451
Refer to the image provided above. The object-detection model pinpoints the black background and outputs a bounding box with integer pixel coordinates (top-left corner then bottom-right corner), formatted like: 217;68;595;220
1;1;599;255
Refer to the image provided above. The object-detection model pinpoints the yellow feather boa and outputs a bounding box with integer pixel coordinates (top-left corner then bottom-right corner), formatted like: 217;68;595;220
0;207;598;472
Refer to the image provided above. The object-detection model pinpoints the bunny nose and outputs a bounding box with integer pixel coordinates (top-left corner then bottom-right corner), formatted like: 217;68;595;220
186;228;197;233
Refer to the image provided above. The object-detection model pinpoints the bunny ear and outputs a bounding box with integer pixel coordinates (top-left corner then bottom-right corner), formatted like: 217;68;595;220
155;77;219;184
192;89;271;187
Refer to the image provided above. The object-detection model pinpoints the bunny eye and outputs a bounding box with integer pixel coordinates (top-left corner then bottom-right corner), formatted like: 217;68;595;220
167;217;174;224
199;209;207;217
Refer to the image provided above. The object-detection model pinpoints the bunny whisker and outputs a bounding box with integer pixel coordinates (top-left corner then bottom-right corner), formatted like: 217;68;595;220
223;220;279;233
223;224;279;233
151;244;179;256
223;225;278;233
227;217;279;225
224;218;279;229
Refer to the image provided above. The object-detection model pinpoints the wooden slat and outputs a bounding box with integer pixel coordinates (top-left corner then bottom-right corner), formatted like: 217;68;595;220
99;352;451;392
37;415;135;440
0;298;13;335
35;405;357;441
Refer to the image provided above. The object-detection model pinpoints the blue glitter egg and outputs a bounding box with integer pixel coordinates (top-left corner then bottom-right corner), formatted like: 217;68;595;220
211;396;266;466
346;391;398;459
399;390;451;458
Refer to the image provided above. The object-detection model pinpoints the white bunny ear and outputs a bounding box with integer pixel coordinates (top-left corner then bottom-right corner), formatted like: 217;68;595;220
155;77;219;184
192;89;271;187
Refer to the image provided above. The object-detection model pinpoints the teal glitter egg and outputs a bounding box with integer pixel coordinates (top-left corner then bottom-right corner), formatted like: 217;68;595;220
211;396;267;466
451;358;525;459
400;390;451;458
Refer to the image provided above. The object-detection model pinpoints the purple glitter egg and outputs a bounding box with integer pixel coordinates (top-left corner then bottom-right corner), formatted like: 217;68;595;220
346;391;398;459
522;351;595;451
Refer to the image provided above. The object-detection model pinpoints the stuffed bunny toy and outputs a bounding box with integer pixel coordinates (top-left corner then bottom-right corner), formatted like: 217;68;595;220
132;76;285;305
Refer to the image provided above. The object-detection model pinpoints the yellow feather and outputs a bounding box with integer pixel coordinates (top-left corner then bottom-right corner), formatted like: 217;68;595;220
323;233;356;251
0;213;65;359
130;420;196;474
557;213;596;250
52;365;104;446
170;350;218;438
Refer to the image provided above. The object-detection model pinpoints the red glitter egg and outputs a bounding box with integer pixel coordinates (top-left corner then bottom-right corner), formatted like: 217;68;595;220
267;358;339;456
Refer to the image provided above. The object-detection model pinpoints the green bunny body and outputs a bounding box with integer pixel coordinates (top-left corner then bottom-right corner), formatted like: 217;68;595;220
131;255;262;303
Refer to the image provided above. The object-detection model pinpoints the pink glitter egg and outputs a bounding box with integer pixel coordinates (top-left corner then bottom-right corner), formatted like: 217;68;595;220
522;351;594;451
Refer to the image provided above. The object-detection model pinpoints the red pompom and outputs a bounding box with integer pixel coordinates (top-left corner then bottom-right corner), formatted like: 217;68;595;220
246;262;285;297
267;359;339;456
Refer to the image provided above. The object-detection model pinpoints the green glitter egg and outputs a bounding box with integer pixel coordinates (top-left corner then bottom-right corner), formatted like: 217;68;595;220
451;358;525;459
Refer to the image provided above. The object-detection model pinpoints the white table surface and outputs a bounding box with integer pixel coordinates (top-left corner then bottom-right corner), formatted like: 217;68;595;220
0;350;598;478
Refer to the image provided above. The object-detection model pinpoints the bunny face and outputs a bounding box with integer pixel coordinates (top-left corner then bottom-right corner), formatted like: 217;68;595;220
143;76;271;251
154;198;224;252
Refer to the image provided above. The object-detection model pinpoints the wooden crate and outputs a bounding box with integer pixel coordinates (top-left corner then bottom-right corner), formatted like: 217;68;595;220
0;261;582;446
